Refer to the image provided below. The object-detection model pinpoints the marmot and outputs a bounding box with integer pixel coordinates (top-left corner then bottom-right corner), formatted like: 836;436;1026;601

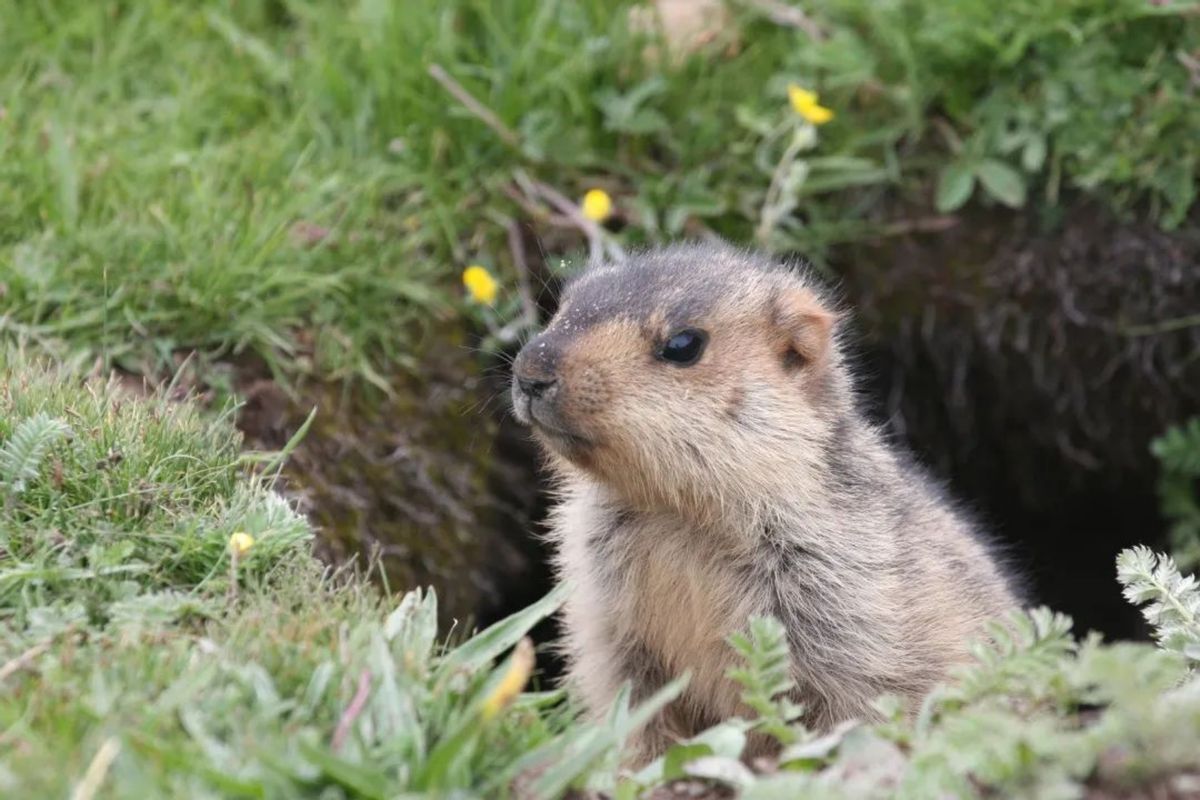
511;243;1020;761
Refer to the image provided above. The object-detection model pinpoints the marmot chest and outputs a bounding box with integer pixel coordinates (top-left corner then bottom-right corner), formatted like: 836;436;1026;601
605;525;760;692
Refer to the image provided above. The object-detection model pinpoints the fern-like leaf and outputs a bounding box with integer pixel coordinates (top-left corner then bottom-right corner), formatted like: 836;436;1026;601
0;413;73;494
944;607;1075;705
726;615;804;744
1116;545;1200;663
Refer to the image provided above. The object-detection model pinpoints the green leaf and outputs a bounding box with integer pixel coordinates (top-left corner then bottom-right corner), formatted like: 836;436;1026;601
298;661;335;717
685;756;756;789
46;119;80;229
418;713;480;791
726;616;802;745
385;587;439;668
240;405;317;482
531;677;689;797
1117;546;1200;662
779;720;857;766
976;160;1027;208
689;721;748;760
935;161;976;212
1022;135;1048;172
663;743;713;780
206;11;291;84
613;780;641;800
441;581;569;674
299;741;389;800
632;719;747;786
595;78;669;135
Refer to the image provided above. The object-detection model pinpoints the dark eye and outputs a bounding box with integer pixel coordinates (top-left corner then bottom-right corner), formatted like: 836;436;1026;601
659;329;707;366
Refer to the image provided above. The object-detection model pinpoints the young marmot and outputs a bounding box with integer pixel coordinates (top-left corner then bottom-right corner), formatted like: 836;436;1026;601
510;243;1020;760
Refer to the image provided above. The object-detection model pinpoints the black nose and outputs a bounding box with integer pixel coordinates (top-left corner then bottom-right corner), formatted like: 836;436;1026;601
517;376;557;399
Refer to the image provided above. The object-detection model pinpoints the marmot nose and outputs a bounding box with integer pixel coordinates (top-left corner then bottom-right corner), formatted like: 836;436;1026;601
513;335;561;401
517;375;557;399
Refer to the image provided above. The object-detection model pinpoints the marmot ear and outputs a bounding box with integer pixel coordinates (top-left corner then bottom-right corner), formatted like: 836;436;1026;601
771;287;836;369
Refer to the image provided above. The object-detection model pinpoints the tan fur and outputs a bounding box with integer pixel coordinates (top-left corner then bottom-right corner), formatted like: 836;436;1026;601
511;244;1019;763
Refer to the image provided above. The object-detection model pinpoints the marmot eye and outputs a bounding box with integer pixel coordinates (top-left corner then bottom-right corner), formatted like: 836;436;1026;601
659;329;707;366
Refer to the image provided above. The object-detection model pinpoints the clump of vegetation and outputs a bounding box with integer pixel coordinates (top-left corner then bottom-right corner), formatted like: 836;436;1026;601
0;350;309;622
616;601;1200;799
0;348;582;796
816;0;1200;225
1119;545;1200;663
2;348;1199;798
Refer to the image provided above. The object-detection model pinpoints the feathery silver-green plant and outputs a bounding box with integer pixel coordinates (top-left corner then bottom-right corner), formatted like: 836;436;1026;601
1117;545;1200;665
0;412;72;495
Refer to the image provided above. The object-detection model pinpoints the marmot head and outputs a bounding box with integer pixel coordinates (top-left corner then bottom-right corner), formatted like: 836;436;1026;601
512;243;846;517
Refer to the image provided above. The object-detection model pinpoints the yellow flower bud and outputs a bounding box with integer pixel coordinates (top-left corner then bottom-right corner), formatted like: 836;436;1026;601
481;638;535;720
580;188;613;223
787;83;834;125
229;531;255;556
462;265;499;306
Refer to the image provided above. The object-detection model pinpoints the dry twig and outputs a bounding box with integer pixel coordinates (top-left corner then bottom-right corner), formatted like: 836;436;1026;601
332;669;373;752
0;640;50;683
427;64;520;147
71;738;121;800
512;170;627;266
743;0;824;41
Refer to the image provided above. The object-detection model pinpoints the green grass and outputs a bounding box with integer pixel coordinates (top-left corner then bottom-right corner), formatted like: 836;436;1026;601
0;365;302;617
3;0;1196;384
0;347;585;796
1;2;455;381
2;349;1200;798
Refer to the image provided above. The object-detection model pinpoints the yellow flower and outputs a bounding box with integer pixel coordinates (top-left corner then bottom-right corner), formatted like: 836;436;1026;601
787;84;834;125
580;188;613;223
462;265;499;306
229;531;255;556
481;638;535;720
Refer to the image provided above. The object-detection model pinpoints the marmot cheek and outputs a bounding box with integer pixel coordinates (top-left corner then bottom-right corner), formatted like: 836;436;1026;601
556;367;613;427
